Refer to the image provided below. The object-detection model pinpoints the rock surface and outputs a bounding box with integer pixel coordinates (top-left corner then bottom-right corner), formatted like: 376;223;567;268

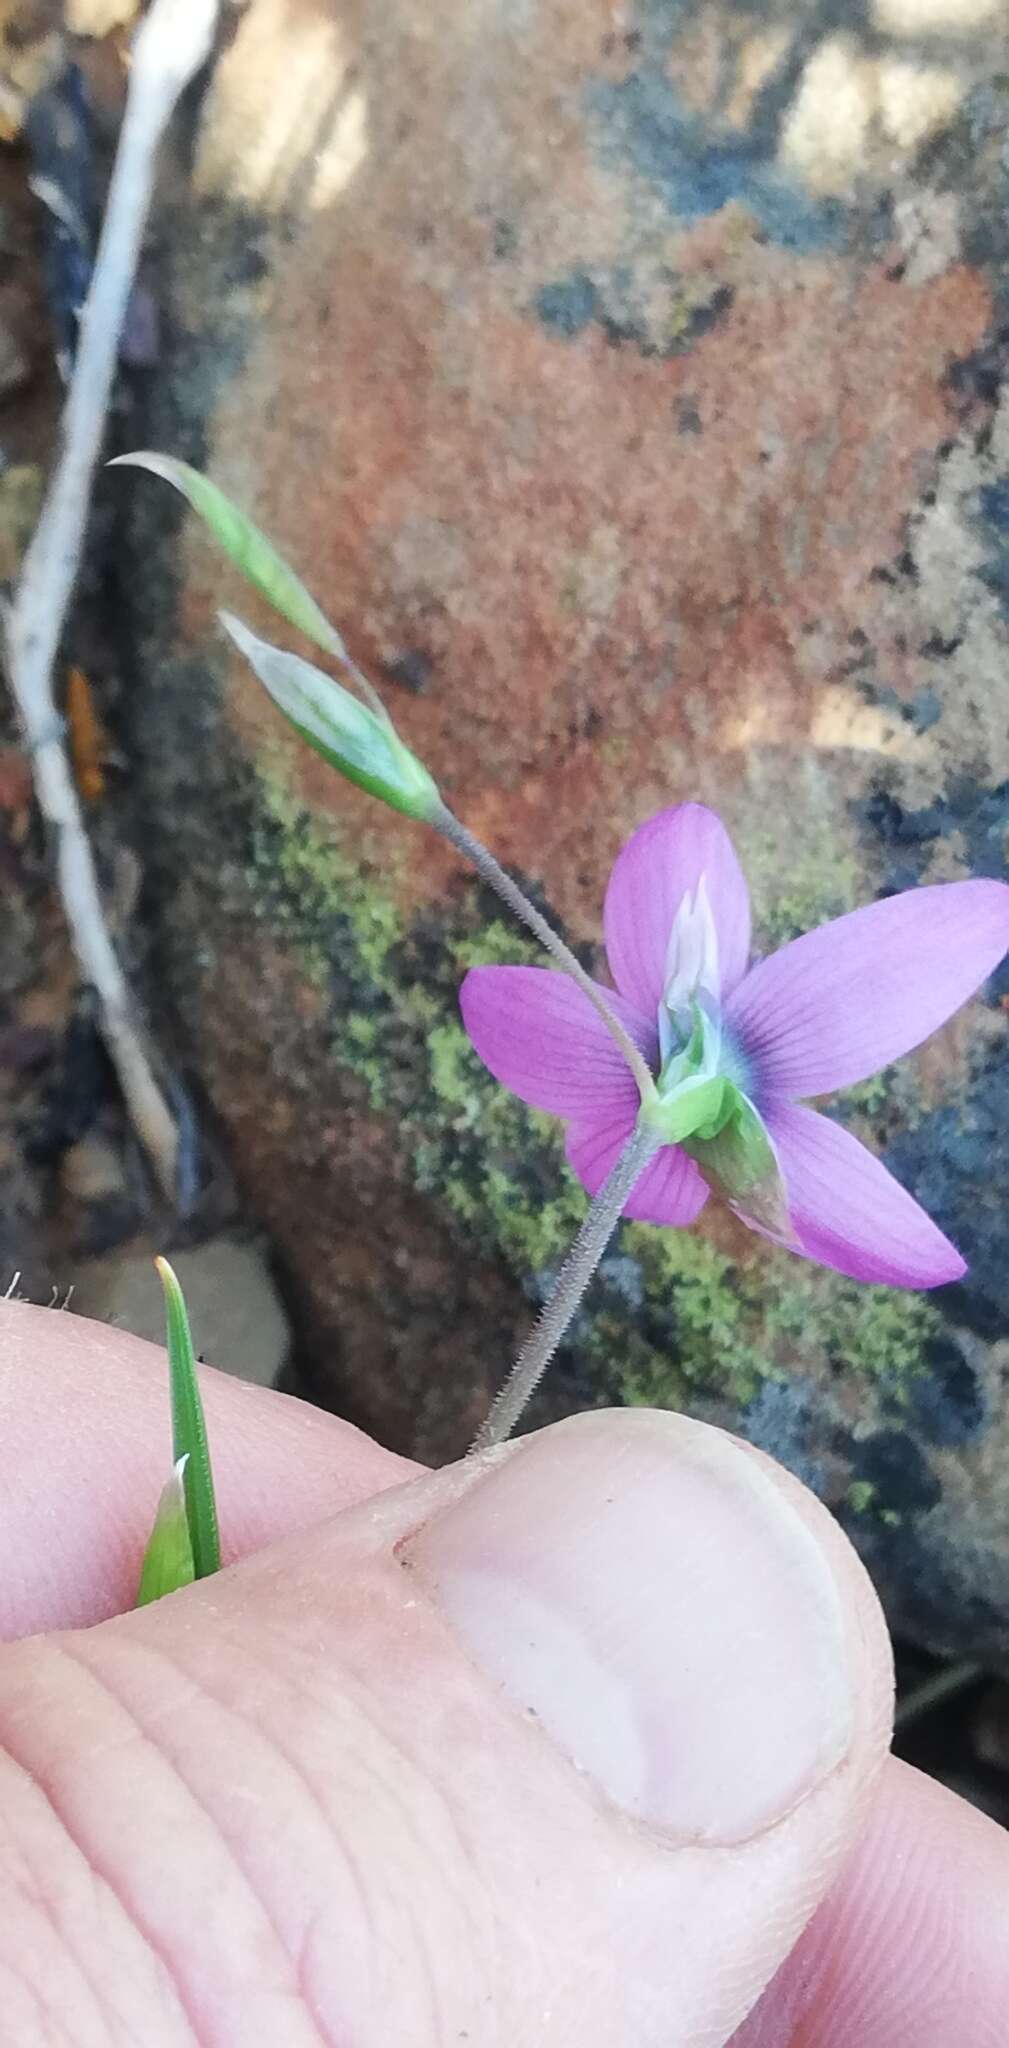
122;0;1009;1664
68;1236;291;1387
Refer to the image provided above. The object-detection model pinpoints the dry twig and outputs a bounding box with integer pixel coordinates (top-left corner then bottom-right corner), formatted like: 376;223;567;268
3;0;219;1201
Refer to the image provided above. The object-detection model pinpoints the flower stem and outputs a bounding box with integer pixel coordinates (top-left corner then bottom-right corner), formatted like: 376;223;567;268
471;1120;662;1450
434;802;657;1105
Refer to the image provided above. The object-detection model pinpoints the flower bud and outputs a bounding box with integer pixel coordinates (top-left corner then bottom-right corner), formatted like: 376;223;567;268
221;611;441;822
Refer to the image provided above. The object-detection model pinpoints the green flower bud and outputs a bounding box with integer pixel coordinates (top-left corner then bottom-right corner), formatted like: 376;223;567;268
221;612;441;823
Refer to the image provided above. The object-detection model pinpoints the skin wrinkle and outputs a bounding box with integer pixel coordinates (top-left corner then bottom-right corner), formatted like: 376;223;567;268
0;1664;204;2048
813;1809;951;2043
67;1603;497;2046
204;1645;377;2032
227;1611;500;2025
0;1964;71;2048
0;1829;125;2048
0;1807;143;2048
157;1615;438;2036
55;1633;337;2048
221;1646;505;2043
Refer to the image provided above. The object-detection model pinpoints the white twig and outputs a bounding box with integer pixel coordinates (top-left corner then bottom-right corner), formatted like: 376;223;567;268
3;0;219;1202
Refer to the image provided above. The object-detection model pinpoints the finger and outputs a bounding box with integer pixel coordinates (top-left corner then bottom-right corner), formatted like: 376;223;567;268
731;1754;1009;2046
0;1300;414;1636
0;1408;892;2046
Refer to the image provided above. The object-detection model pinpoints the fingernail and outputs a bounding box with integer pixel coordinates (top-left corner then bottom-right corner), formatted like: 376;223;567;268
404;1410;851;1842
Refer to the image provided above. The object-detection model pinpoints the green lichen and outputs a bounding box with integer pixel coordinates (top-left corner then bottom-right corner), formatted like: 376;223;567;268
845;1479;877;1515
248;765;402;991
451;920;543;971
843;1070;891;1116
760;1253;940;1390
619;1225;771;1408
745;820;858;949
248;766;586;1275
609;1218;939;1413
418;1014;586;1272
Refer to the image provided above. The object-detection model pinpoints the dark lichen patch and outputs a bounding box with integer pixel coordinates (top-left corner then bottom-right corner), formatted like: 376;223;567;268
858;773;1009;980
586;66;840;252
886;1044;1009;1339
534;265;734;359
743;1377;827;1498
848;1428;942;1519
908;1337;988;1447
382;648;434;695
854;677;943;736
975;474;1009;615
535;273;599;338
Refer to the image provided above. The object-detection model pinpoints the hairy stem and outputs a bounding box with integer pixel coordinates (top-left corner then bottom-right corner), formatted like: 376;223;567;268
472;1120;662;1450
434;803;657;1105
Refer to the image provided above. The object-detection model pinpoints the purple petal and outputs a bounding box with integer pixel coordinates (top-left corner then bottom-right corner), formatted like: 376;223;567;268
728;879;1009;1101
459;966;655;1119
603;804;752;1018
766;1103;965;1288
566;1112;709;1226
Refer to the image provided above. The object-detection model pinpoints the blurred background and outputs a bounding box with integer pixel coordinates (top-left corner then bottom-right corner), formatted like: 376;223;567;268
2;0;1009;1820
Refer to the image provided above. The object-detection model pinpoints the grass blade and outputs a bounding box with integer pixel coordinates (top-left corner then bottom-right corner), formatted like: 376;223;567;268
155;1256;221;1579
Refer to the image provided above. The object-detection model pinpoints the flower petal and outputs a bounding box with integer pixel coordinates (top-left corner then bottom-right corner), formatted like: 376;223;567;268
566;1112;709;1226
604;804;752;1017
766;1102;965;1288
459;966;655;1119
727;879;1009;1101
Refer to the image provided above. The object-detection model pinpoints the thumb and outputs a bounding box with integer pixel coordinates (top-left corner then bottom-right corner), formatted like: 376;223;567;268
1;1408;892;2047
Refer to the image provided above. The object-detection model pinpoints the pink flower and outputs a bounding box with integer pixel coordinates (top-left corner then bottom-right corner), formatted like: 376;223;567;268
460;805;1009;1288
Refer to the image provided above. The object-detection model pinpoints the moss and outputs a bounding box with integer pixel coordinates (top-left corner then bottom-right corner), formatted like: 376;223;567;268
248;766;403;992
745;821;858;949
248;766;586;1275
451;920;544;971
843;1070;891;1116
419;1015;586;1272
619;1224;772;1407
609;1218;940;1413
845;1479;877;1515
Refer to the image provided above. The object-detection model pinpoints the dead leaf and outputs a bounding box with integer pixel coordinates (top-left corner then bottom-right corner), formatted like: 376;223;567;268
66;664;107;802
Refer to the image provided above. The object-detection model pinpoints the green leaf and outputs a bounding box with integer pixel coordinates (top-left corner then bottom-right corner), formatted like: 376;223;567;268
136;1457;196;1606
156;1257;221;1579
110;452;349;667
220;610;441;822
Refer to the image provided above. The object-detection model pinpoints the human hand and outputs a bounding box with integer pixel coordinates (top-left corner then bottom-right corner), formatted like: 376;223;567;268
1;1302;1005;2045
